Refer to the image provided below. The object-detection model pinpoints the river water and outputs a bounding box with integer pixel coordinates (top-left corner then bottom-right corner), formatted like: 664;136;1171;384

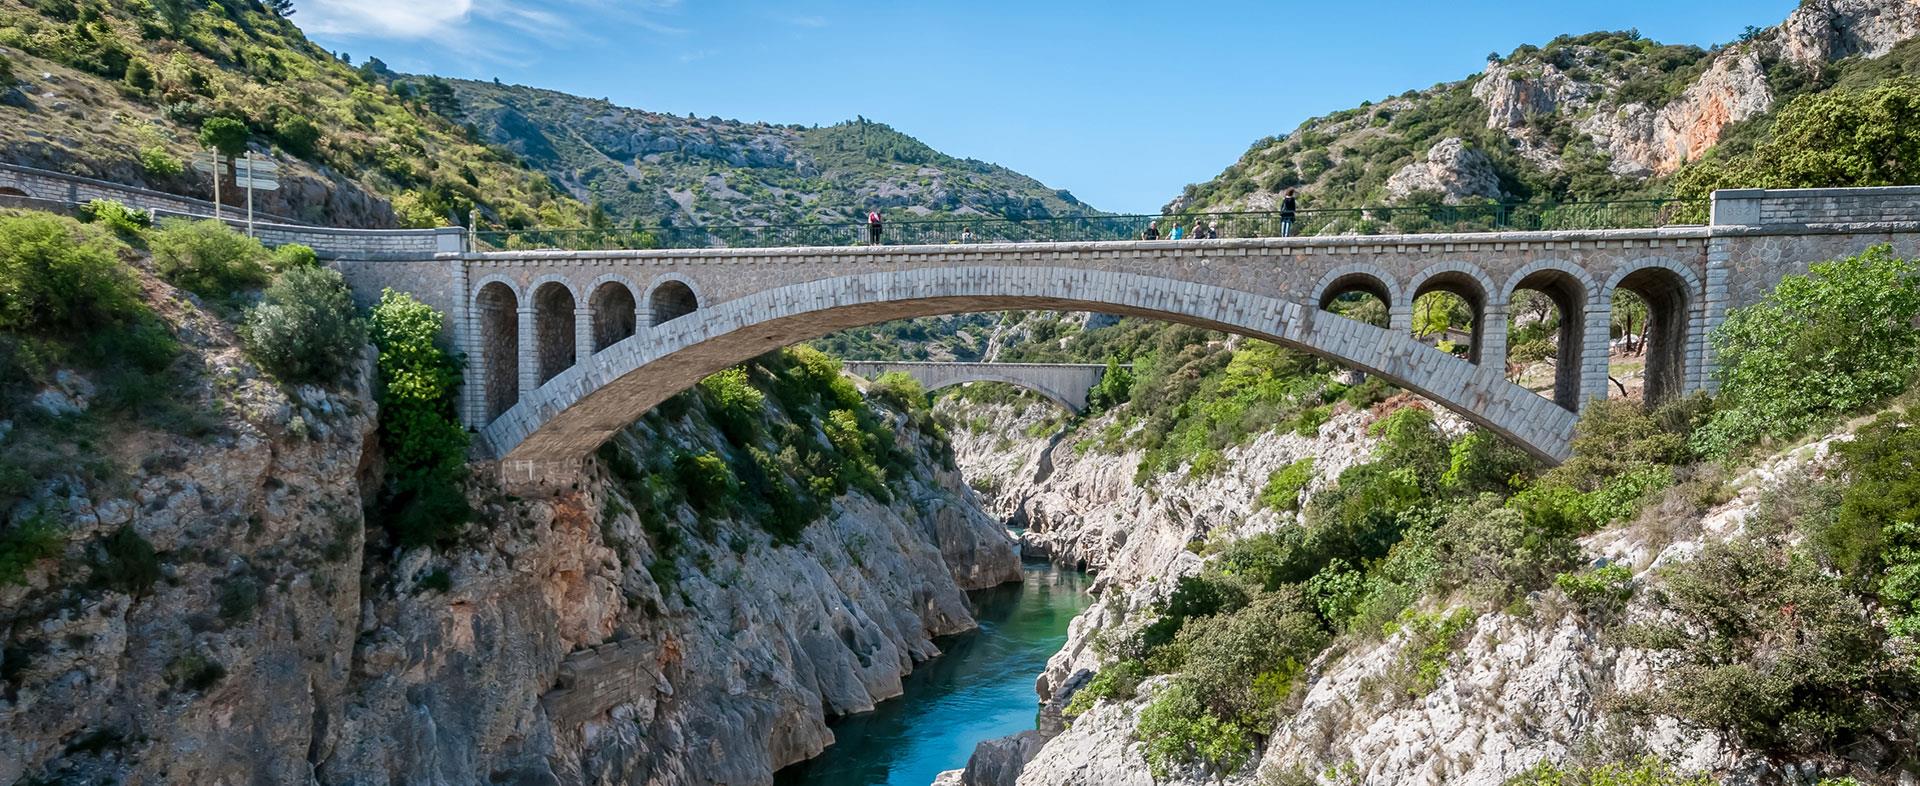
774;558;1091;786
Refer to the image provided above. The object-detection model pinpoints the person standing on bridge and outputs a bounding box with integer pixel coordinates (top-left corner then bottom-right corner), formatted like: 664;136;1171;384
867;209;884;245
960;226;976;243
1142;220;1160;240
1169;222;1185;241
1191;217;1208;239
1280;188;1299;237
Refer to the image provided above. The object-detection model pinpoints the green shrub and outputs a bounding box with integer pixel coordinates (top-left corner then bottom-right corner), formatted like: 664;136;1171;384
1291;404;1331;436
1257;457;1315;512
0;515;63;586
1695;246;1920;456
700;367;764;445
0;212;144;332
216;575;260;622
163;653;225;693
1553;564;1635;618
1442;429;1536;495
1504;758;1713;786
0;53;14;86
868;371;927;413
1388;607;1475;697
197;117;249;157
1826;410;1920;636
366;291;470;548
1063;660;1146;718
268;243;317;271
150;219;270;301
1088;356;1134;411
1620;540;1915;758
1136;682;1254;779
79;199;151;241
675;451;736;516
93;526;161;598
137;146;182;176
1433;495;1580;603
1171;591;1326;727
243;266;365;385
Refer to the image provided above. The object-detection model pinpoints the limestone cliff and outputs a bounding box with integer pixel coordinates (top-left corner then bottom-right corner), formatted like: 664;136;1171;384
937;389;1904;786
0;280;1020;784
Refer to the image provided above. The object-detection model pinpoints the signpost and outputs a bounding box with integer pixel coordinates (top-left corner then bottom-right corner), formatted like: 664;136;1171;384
191;151;280;235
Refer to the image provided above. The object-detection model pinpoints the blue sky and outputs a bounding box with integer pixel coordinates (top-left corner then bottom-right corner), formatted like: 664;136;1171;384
299;0;1798;214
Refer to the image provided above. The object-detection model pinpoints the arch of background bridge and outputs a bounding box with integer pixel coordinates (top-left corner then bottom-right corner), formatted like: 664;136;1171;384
482;267;1580;472
851;367;1089;413
1407;261;1499;365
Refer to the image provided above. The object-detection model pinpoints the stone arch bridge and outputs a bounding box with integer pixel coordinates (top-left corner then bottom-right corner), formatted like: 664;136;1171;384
319;187;1920;487
841;361;1115;413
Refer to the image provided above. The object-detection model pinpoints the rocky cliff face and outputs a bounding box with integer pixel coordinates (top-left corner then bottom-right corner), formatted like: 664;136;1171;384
940;388;1895;786
0;283;1020;784
1177;0;1920;213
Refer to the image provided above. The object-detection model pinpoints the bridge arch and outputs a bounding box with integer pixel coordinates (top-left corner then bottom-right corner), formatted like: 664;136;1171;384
644;274;703;326
1603;257;1703;405
1504;260;1601;412
1407;261;1497;365
586;275;640;352
483;267;1578;476
1314;263;1402;326
935;377;1082;412
472;277;522;420
530;276;580;386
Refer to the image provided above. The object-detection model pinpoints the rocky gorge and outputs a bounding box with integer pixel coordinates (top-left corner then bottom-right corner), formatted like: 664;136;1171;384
0;267;1025;784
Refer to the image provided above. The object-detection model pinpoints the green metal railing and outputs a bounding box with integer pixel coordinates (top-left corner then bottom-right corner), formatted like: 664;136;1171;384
472;199;1700;252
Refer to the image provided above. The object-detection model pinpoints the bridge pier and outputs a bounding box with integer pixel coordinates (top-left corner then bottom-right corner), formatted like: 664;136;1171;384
574;306;594;367
516;306;538;406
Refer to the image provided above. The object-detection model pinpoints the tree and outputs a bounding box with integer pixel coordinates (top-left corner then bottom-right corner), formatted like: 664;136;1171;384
266;0;295;15
197;117;250;158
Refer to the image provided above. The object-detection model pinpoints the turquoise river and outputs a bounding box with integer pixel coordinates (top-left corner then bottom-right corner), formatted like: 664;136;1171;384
774;558;1092;786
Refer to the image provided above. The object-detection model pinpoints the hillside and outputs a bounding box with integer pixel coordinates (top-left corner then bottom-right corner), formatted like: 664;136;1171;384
1172;0;1920;215
432;77;1097;231
0;0;588;228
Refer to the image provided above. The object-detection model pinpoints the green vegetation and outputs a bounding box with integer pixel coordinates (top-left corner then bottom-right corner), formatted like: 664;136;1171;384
366;290;470;548
148;218;268;302
599;346;939;581
1062;659;1145;719
1505;758;1713;786
92;525;160;598
243;265;365;385
1693;246;1920;457
0;514;61;586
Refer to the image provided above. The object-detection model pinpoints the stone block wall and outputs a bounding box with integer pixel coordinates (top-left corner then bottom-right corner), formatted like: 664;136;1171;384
1712;186;1920;227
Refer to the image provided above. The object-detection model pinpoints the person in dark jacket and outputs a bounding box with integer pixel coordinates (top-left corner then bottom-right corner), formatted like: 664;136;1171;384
867;209;884;245
1280;189;1298;237
1142;220;1160;240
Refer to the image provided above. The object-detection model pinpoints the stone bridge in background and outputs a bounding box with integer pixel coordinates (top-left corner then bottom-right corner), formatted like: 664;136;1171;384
12;165;1919;486
841;361;1113;413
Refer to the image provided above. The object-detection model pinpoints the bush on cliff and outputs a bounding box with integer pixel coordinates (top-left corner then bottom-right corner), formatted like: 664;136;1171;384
0;211;144;333
149;219;270;302
366;290;470;548
1694;245;1920;457
243;266;365;385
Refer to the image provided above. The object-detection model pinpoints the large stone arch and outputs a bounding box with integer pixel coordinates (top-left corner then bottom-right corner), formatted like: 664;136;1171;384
1407;261;1498;365
1603;257;1704;404
483;267;1579;476
930;375;1084;412
1503;260;1603;412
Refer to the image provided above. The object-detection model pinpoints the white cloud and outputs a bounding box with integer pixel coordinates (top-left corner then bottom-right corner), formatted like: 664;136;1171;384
300;0;478;38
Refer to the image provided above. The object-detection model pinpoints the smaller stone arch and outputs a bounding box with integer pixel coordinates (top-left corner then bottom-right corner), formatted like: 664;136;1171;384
1313;264;1400;328
531;279;578;386
1505;260;1599;413
587;275;640;352
0;186;28;198
474;279;521;420
645;274;702;326
1407;262;1497;365
1604;258;1701;405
